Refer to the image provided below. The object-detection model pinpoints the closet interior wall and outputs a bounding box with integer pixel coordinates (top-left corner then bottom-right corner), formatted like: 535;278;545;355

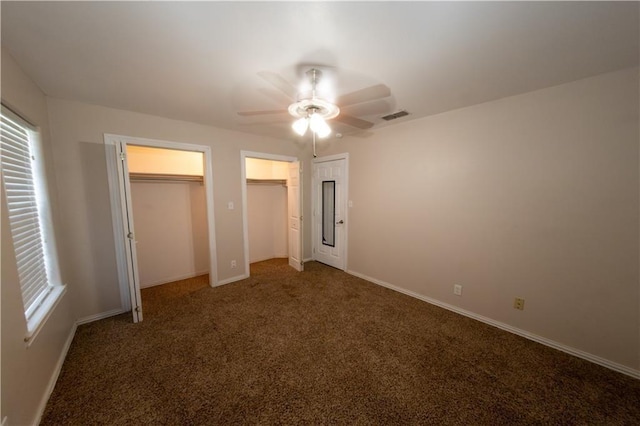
130;179;209;288
246;180;288;263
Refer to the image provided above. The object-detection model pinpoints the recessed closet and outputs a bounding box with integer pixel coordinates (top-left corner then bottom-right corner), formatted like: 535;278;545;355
245;158;290;263
127;145;209;288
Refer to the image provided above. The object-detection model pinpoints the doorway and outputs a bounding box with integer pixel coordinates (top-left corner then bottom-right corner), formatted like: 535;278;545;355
241;151;303;274
105;134;217;323
128;145;209;299
312;154;348;270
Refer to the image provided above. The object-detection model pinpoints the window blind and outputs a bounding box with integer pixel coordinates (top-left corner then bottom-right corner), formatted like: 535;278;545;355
1;111;52;319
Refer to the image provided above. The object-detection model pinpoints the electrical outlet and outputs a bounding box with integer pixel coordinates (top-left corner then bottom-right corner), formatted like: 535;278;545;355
514;297;525;310
231;260;237;268
453;284;463;296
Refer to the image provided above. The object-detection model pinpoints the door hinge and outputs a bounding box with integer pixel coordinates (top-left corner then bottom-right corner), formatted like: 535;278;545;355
127;232;134;240
135;306;141;312
120;152;126;161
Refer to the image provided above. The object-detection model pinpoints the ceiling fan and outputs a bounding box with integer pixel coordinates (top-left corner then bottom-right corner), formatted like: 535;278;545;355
238;67;391;155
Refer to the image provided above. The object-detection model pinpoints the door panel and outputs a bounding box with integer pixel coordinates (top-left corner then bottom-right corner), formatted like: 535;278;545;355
287;161;303;271
115;141;143;322
313;158;346;270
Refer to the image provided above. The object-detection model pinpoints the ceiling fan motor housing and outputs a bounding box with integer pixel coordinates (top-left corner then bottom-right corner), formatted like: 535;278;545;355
288;98;340;120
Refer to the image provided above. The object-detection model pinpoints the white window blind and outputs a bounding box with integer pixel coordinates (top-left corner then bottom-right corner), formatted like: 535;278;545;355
1;109;53;320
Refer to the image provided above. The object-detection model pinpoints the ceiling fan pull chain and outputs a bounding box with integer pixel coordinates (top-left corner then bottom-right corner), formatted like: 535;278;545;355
313;130;317;158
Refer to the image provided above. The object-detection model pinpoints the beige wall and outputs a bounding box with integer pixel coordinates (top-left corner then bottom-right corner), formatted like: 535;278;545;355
1;48;75;425
131;181;209;288
319;67;640;371
45;97;310;320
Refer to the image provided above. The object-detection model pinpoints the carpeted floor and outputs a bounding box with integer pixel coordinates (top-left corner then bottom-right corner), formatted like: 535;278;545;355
42;259;640;425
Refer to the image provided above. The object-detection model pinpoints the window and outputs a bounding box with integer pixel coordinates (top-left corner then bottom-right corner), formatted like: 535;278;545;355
1;105;65;342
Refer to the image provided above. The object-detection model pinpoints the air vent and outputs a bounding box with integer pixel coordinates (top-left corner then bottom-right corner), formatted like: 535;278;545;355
381;110;410;121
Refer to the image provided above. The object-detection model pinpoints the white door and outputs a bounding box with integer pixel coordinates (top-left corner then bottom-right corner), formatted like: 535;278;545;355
287;161;304;271
313;157;347;270
114;142;143;322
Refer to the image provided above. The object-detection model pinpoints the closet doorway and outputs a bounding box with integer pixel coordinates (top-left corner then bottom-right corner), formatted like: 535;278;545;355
128;146;210;299
105;134;217;323
241;151;303;274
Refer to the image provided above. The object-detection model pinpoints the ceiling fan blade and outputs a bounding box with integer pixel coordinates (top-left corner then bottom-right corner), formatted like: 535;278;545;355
258;88;292;106
336;84;391;107
257;71;297;100
237;109;288;116
334;114;375;130
341;99;393;116
238;119;290;127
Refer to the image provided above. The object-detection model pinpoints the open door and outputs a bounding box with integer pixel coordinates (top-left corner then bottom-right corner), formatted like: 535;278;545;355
114;141;143;322
287;161;304;271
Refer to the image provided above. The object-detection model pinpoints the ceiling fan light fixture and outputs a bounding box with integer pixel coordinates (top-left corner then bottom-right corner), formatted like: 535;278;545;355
292;117;309;136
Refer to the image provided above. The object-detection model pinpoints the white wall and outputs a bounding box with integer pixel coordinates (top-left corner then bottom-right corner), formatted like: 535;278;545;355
131;181;209;287
247;183;288;262
1;48;75;426
320;67;640;373
45;97;309;320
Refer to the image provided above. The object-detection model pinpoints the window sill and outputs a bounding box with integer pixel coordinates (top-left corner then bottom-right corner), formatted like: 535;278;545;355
24;285;67;347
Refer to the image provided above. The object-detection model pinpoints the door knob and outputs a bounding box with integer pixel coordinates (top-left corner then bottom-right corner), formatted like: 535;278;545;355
336;220;344;224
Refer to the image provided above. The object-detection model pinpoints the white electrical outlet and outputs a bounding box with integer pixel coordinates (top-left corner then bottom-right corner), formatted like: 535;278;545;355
227;201;234;210
454;284;462;296
231;260;237;268
514;297;525;310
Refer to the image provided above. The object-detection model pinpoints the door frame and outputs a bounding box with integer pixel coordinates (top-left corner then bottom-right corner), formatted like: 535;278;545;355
312;153;349;271
105;134;218;319
240;151;301;275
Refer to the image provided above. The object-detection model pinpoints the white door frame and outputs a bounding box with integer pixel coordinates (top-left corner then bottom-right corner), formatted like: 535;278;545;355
312;153;349;271
240;151;301;275
105;134;218;318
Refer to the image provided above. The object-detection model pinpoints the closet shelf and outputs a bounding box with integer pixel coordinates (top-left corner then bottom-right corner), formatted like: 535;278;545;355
129;173;203;183
246;179;287;186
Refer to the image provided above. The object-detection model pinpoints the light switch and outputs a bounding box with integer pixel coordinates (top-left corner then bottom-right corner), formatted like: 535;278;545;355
348;200;353;208
228;201;234;210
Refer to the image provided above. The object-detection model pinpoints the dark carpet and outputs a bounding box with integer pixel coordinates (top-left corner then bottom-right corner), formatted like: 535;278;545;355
41;259;640;425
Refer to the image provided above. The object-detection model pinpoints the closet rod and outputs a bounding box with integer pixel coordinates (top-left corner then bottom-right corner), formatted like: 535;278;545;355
129;173;204;183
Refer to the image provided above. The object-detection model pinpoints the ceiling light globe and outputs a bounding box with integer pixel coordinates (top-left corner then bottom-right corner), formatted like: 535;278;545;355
315;119;332;138
292;117;309;136
309;113;324;132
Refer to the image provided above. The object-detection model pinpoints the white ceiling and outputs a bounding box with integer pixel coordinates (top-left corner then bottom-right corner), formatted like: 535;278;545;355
2;2;638;141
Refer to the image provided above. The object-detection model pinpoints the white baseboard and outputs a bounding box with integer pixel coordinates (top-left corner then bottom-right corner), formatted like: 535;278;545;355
303;257;313;263
33;321;77;425
76;308;126;326
140;270;210;289
216;273;249;286
249;255;287;264
347;269;640;380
